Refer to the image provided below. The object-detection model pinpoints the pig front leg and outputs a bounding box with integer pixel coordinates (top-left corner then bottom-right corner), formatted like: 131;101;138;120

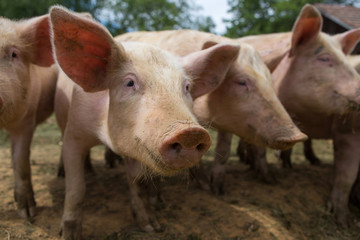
248;145;276;183
303;139;321;165
124;157;162;232
57;151;93;177
10;121;36;218
329;135;360;228
210;131;232;195
280;148;293;168
60;132;93;240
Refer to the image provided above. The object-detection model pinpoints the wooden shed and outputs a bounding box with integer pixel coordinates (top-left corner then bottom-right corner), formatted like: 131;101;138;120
315;3;360;54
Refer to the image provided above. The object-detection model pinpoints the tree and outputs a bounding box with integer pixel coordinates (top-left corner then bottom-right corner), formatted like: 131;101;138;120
0;0;215;35
224;0;359;38
101;0;216;35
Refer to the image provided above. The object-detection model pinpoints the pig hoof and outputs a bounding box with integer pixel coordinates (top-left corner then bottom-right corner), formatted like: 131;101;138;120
15;192;36;218
60;220;82;240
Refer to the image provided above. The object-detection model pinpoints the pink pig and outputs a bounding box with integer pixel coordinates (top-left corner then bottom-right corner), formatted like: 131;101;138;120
236;4;360;227
0;14;56;218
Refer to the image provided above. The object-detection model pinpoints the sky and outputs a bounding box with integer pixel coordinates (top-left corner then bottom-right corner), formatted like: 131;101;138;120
194;0;230;35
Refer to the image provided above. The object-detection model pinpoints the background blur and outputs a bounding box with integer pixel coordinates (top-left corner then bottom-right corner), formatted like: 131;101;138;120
0;0;358;37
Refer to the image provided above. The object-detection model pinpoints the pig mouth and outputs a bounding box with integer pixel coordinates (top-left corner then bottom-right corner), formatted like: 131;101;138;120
333;91;360;112
134;136;179;175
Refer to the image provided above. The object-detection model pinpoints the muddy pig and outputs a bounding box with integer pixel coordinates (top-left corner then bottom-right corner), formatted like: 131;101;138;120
0;14;56;218
50;6;247;239
236;4;360;227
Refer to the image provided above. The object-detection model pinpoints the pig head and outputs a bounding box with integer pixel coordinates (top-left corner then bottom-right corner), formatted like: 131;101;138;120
271;5;360;135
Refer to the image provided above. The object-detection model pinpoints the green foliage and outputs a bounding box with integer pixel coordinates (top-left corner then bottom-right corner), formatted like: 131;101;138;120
224;0;359;38
0;0;215;35
102;0;215;35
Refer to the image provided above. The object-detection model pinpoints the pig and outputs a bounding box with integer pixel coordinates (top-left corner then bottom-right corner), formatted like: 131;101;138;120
49;6;247;239
109;29;309;231
235;4;360;227
0;14;56;218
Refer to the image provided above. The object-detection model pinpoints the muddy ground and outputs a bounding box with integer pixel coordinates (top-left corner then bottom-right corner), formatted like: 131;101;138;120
0;116;359;240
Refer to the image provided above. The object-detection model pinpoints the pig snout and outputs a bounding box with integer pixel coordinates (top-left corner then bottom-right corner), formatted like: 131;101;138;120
269;130;308;150
160;127;211;169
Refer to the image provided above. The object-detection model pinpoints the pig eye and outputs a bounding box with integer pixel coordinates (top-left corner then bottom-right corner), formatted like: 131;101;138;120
317;53;331;63
126;80;135;87
9;47;20;61
238;81;246;86
185;82;191;93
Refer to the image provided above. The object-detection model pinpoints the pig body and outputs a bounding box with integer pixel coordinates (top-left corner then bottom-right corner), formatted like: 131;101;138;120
0;15;56;218
50;6;251;239
235;5;360;227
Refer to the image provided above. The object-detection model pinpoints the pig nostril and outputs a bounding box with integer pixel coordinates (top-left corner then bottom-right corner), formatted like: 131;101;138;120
196;143;205;152
170;143;182;153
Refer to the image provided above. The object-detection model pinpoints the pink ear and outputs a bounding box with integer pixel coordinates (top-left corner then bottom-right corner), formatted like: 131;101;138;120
50;6;126;92
180;42;240;99
20;15;54;66
335;29;360;55
290;4;322;57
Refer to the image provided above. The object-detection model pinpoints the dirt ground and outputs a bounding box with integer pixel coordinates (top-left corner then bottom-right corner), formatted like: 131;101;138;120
0;116;360;240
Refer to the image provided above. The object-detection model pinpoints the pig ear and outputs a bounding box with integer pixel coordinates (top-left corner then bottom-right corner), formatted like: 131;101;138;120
50;6;127;92
290;4;322;57
180;41;240;99
19;14;54;66
334;29;360;55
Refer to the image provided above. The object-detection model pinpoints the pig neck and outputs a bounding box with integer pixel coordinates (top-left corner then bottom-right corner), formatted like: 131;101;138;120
272;54;333;138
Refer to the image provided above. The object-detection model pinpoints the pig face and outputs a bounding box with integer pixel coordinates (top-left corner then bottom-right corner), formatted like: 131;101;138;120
51;7;239;175
0;16;52;126
273;4;360;117
195;43;306;150
105;42;210;175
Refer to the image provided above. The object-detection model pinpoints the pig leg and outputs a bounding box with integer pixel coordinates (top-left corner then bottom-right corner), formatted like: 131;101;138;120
60;131;96;239
303;139;321;165
237;139;250;164
10;121;36;218
248;145;276;183
57;151;93;177
280;148;293;168
329;136;360;228
210;131;232;195
124;157;162;233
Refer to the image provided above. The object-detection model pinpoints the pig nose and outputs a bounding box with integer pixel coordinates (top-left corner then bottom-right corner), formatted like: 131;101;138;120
160;127;211;169
272;132;308;150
